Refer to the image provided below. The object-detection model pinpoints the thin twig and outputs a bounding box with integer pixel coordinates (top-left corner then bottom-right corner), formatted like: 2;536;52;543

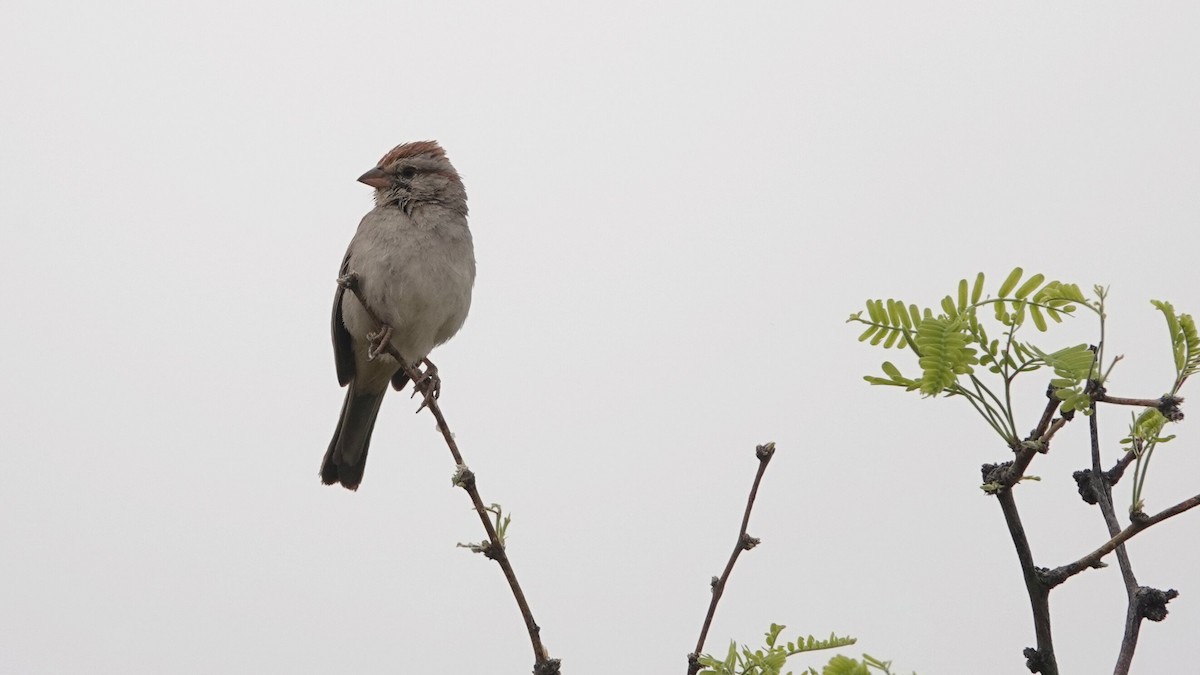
1088;411;1138;593
1094;394;1165;408
342;276;558;674
1113;603;1143;675
1000;394;1072;488
687;443;776;675
1043;492;1200;587
1106;449;1138;484
1085;407;1142;675
1031;393;1059;443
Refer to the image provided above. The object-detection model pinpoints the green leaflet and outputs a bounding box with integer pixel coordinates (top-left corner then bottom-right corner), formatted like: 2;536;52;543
970;272;985;304
1014;273;1045;300
997;266;1023;297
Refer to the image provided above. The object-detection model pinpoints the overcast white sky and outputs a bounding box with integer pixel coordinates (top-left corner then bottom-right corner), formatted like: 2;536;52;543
3;2;1199;673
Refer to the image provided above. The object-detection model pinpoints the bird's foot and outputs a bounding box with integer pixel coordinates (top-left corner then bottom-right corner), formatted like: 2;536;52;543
366;325;393;361
410;358;441;412
336;271;359;290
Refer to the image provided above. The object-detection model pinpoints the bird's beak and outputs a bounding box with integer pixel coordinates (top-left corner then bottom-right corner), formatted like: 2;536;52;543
357;167;391;189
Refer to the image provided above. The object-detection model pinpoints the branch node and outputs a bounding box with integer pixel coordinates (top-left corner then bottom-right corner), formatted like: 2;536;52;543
1071;469;1101;505
1136;586;1179;622
755;442;776;461
980;461;1013;493
741;533;761;550
1022;647;1046;673
452;465;476;490
533;658;562;675
1157;395;1184;422
1033;566;1053;586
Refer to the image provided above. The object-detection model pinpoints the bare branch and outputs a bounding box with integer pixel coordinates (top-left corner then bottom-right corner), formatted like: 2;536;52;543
342;277;559;673
1043;493;1200;587
995;490;1058;675
687;443;776;675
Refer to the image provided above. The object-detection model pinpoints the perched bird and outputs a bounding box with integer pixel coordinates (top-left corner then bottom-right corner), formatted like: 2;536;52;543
322;141;476;490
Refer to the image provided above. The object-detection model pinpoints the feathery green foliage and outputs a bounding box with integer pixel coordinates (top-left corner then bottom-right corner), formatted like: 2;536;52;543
696;624;912;675
847;267;1100;446
1151;300;1200;393
849;269;1195;510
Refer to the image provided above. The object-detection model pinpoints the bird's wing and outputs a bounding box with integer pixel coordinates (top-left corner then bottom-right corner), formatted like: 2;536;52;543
332;251;355;386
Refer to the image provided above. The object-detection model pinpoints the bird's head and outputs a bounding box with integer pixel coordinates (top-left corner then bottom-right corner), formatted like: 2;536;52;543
358;140;467;215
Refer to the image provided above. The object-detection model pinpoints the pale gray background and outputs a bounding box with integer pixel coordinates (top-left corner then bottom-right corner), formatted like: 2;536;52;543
2;2;1198;673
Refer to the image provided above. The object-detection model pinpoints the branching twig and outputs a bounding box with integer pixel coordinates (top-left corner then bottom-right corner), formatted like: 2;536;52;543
999;394;1072;489
1043;492;1200;587
340;274;559;674
687;442;776;675
1094;392;1185;422
1106;449;1138;484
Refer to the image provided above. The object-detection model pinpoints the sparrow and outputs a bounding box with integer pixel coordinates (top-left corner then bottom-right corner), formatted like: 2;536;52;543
322;141;475;490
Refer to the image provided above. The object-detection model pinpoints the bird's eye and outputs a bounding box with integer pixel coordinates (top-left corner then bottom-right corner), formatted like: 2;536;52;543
399;167;417;180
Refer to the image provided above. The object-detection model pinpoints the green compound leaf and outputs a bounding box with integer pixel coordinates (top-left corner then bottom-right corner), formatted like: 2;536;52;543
1182;314;1200;379
1122;408;1175;445
1030;343;1095;413
849;299;923;353
864;361;921;391
823;655;871;675
915;317;977;395
1152;300;1200;385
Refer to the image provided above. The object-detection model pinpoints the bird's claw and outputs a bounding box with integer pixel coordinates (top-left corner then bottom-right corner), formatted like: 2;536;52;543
367;325;393;361
410;358;442;412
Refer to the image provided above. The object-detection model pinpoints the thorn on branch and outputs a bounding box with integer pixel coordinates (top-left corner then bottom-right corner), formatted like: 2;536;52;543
1136;586;1179;622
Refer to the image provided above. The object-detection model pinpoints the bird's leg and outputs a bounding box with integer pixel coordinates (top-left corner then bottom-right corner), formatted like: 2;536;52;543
409;358;442;412
340;270;393;361
366;325;393;361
